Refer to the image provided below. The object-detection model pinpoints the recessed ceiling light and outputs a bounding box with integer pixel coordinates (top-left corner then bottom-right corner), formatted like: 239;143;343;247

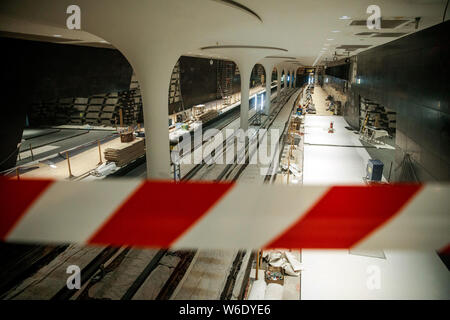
332;30;340;33
327;38;334;41
339;16;351;20
99;40;108;43
53;34;62;37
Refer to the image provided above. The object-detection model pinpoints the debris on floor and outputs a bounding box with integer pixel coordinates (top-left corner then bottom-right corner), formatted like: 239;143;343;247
263;250;304;277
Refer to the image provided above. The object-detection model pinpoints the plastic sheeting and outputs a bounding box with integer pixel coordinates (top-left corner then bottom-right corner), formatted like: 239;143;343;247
262;250;303;277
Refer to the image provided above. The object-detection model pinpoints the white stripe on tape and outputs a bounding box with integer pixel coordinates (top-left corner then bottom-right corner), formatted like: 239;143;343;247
354;185;450;250
7;180;143;243
172;184;329;249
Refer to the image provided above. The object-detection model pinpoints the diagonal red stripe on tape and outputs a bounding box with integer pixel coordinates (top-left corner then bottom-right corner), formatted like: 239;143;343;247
0;178;53;240
439;244;450;255
88;180;234;247
265;184;422;249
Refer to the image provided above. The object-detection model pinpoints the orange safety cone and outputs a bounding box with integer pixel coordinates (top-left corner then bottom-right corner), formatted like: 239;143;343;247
328;121;334;133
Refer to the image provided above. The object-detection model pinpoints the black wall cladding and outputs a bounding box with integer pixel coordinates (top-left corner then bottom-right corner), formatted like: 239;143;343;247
344;20;449;181
325;63;350;80
0;37;133;171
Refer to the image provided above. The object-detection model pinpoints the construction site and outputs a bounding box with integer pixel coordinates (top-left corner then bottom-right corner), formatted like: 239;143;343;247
0;0;448;309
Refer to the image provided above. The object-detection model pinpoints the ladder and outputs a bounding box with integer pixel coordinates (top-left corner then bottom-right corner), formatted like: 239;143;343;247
217;60;234;106
359;112;370;135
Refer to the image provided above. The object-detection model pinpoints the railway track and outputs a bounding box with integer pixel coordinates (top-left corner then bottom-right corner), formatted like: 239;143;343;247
125;89;278;179
2;87;302;301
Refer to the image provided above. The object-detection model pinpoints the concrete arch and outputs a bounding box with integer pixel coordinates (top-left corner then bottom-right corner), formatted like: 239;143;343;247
271;67;278;82
249;63;266;114
0;0;328;177
0;0;266;178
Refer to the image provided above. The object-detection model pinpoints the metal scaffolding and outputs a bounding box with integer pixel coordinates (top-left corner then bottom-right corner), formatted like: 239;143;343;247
216;60;234;106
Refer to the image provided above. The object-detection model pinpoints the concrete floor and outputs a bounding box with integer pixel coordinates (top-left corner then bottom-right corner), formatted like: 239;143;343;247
21;135;140;180
299;89;449;300
303;115;372;184
17;129;115;166
301;249;450;299
311;86;333;116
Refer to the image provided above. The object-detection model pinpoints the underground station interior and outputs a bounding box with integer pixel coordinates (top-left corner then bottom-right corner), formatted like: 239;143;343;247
0;0;449;307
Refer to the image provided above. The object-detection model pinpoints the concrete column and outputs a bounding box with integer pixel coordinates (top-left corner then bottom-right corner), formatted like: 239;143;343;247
139;60;174;179
284;69;288;91
261;63;274;115
264;73;272;115
291;70;295;88
276;68;282;100
238;64;252;131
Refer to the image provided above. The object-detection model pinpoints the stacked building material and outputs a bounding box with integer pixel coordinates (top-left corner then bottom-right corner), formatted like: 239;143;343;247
104;138;145;167
120;131;135;143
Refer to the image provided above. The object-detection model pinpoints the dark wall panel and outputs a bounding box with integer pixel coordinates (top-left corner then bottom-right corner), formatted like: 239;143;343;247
343;20;450;181
1;37;133;102
0;37;133;171
179;56;219;108
179;57;266;109
325;63;350;80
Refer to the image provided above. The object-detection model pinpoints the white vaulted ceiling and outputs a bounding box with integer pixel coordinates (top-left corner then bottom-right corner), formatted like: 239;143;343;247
0;0;446;67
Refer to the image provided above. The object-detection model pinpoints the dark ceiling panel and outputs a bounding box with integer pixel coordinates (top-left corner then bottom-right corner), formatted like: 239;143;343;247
336;45;372;51
372;32;409;37
0;31;80;43
355;32;378;36
350;19;410;28
71;42;115;49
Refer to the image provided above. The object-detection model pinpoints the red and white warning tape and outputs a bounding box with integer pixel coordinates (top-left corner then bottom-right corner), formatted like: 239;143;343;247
0;178;449;252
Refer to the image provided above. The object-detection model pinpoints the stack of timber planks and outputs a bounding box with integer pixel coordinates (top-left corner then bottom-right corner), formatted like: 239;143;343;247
104;138;145;166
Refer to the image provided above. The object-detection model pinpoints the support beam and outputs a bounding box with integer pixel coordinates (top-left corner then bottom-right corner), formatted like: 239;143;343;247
138;57;176;179
276;68;282;101
284;69;289;92
264;72;271;115
238;65;252;131
261;63;274;115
